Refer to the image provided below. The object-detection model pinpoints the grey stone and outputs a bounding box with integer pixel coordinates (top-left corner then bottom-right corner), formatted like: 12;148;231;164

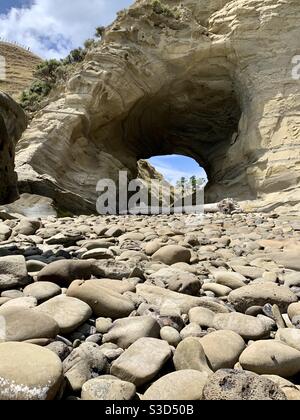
111;338;171;386
81;377;136;400
35;295;92;334
200;330;246;371
103;316;160;349
239;340;300;377
0;255;29;290
143;370;209;400
228;283;297;312
213;312;269;340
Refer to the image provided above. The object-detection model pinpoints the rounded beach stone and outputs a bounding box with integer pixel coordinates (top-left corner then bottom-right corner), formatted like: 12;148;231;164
200;330;246;371
152;245;191;265
24;282;61;303
239;340;300;377
213;312;269;340
0;308;59;342
228;284;297;312
81;377;136;400
0;342;63;400
35;295;92;334
67;280;135;319
143;370;209;400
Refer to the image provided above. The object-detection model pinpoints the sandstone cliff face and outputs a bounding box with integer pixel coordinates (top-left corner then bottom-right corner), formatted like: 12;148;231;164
0;91;27;204
15;0;300;214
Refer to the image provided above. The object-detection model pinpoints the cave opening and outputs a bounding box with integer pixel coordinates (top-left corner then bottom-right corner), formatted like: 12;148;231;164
142;154;208;215
146;154;207;188
24;73;244;215
121;77;243;205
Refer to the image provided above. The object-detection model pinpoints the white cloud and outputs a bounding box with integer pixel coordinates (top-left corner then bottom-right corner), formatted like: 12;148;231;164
0;0;133;58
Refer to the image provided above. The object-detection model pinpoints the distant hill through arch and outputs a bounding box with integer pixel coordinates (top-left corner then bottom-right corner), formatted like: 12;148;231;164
0;41;42;101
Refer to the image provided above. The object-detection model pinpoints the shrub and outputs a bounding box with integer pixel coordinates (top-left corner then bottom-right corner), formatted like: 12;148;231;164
63;47;87;65
20;80;52;111
84;38;97;50
34;59;62;85
152;0;175;18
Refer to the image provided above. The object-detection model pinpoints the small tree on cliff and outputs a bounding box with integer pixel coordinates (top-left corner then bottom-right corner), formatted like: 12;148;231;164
34;59;61;85
95;26;105;39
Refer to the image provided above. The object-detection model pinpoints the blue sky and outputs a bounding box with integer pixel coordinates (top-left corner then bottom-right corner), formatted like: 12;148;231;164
149;155;207;186
0;1;207;182
0;0;31;13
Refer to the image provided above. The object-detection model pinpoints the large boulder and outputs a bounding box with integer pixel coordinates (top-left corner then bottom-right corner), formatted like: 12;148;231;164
152;246;191;265
36;260;96;287
200;330;246;372
35;295;92;334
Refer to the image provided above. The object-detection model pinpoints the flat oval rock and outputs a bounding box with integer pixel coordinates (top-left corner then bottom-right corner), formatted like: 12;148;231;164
35;295;92;334
152;245;191;265
239;340;300;377
213;312;269;340
143;370;209;400
24;282;61;303
228;284;297;312
0;308;59;342
67;280;135;319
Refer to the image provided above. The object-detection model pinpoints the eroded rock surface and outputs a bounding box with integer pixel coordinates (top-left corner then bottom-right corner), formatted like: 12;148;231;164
0;92;26;204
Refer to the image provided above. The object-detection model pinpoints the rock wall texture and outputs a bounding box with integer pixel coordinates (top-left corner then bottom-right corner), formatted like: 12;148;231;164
0;91;27;204
15;0;300;214
0;42;42;101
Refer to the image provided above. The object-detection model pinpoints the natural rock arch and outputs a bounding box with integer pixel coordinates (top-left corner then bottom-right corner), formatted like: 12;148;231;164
16;0;300;214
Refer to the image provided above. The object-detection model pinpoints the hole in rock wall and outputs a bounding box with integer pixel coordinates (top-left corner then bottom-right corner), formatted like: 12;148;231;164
120;78;242;205
131;155;208;214
147;155;208;188
94;79;242;215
